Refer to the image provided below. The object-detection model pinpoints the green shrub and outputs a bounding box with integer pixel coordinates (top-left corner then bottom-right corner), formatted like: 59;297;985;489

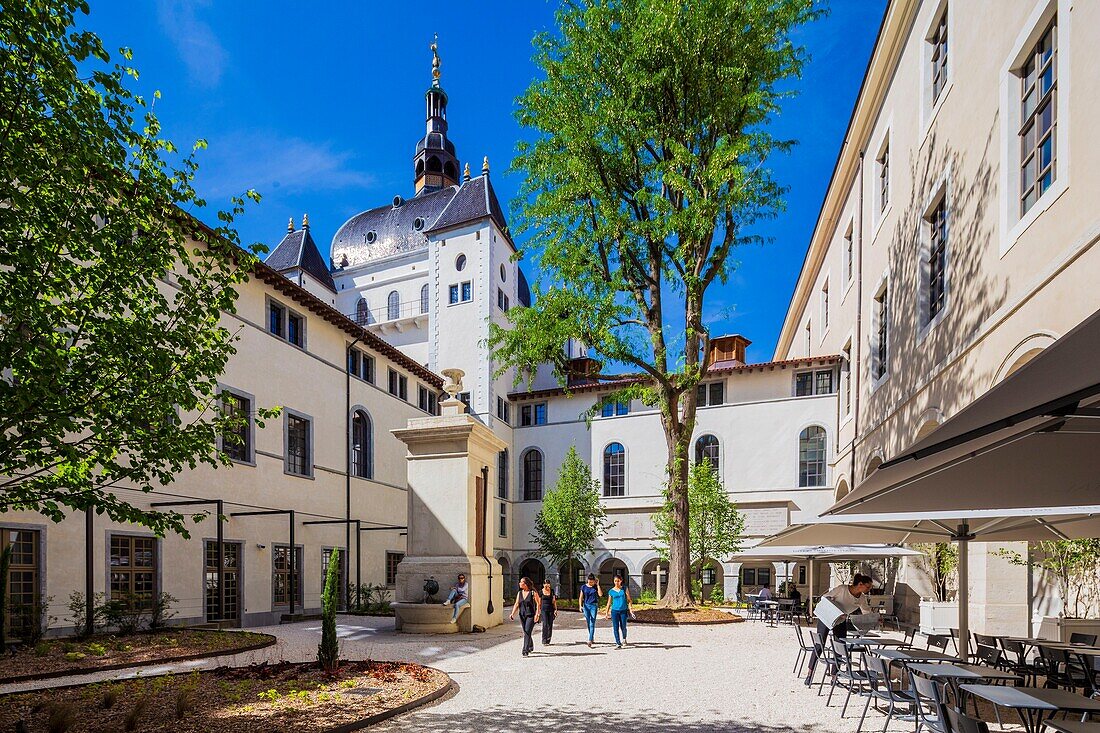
65;591;107;638
317;549;341;674
33;641;51;657
63;651;86;662
149;592;178;630
711;584;725;605
123;697;149;732
85;642;107;656
47;703;77;733
636;588;658;605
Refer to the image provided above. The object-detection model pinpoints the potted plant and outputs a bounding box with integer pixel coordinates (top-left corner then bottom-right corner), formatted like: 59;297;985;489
914;543;958;634
1000;540;1100;641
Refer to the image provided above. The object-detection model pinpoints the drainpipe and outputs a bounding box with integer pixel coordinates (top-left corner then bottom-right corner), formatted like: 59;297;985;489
851;151;866;488
85;509;94;634
481;465;494;615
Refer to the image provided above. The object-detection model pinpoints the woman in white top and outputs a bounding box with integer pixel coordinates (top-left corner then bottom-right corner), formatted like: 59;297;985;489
804;573;874;685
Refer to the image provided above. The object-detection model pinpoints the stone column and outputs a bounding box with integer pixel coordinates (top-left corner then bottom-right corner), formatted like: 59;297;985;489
391;369;507;633
968;541;1030;636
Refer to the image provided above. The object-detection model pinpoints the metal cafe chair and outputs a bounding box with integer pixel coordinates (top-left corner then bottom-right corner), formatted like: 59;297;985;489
857;652;917;733
794;621;815;676
908;669;949;733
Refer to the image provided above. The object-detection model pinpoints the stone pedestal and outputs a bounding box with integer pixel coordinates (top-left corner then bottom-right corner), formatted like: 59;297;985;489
391;380;507;633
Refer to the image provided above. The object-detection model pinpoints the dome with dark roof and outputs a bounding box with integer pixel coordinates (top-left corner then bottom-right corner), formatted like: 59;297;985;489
331;173;509;268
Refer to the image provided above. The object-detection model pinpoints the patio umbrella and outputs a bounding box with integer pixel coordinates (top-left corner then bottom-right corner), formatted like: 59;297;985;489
730;545;925;612
759;506;1100;657
828;307;1100;517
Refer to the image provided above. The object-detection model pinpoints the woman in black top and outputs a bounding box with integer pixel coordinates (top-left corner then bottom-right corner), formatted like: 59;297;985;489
539;580;557;646
509;576;541;657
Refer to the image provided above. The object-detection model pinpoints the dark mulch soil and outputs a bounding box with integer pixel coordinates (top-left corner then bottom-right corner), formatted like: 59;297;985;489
0;660;450;733
632;607;745;624
0;630;274;682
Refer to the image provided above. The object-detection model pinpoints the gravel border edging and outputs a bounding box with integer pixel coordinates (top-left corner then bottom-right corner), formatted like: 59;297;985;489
0;631;277;685
631;614;745;626
321;669;453;733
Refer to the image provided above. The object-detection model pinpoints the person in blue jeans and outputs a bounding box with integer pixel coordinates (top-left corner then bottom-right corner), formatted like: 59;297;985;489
578;573;602;648
604;574;634;649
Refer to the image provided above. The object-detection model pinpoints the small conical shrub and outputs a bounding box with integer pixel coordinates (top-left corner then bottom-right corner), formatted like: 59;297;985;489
317;548;341;674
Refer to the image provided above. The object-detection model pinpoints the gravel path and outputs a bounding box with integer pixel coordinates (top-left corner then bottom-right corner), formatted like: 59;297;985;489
0;615;918;733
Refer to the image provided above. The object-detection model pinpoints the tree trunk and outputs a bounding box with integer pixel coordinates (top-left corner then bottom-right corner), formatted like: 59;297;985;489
660;426;694;608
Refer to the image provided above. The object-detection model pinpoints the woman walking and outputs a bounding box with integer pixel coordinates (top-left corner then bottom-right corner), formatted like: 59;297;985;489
509;576;541;657
539;580;557;646
579;573;602;647
604;574;634;649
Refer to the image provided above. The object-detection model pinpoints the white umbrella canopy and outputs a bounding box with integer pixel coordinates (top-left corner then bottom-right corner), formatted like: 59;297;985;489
829;306;1100;517
730;544;925;562
759;506;1100;657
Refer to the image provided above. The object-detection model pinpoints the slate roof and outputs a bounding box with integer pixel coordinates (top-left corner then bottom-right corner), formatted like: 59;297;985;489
330;173;510;268
265;226;337;293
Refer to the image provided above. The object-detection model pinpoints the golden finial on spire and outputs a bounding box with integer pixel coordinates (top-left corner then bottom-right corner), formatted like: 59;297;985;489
287;216;294;232
302;213;309;230
430;33;441;87
463;162;471;182
482;156;490;175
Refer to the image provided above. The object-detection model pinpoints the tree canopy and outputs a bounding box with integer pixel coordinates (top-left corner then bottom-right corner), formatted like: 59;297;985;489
531;446;612;570
0;0;269;536
491;0;819;604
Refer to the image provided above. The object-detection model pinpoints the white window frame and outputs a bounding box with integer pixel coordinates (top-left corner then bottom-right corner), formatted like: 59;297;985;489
998;0;1070;256
919;0;953;140
869;120;893;242
917;167;952;342
819;277;830;340
870;273;891;390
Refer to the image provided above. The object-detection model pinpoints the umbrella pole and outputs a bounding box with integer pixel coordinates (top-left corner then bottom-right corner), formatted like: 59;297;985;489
808;558;815;616
954;522;973;662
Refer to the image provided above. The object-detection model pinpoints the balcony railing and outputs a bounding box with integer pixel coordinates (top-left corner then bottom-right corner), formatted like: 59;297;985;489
350;298;428;326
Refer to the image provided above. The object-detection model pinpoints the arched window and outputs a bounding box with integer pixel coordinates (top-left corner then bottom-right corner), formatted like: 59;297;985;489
522;449;543;501
694;434;720;471
798;426;827;487
603;442;626;497
427;156;442;172
420;284;429;314
351;410;373;479
387;290;400;321
356;297;371;326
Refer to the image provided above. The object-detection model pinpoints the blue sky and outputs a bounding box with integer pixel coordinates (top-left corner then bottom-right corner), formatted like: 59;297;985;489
87;0;886;363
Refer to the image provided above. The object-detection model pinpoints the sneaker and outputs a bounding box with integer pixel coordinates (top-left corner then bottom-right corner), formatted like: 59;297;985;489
443;600;451;606
587;641;593;648
615;644;622;649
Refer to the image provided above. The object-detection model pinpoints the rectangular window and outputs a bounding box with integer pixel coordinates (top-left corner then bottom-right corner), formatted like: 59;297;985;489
796;369;836;396
287;312;304;348
742;568;757;587
272;545;302;607
362;353;375;384
497;288;510;311
496;396;511;424
815;370;834;395
696;382;724;407
930;8;949;105
268;302;285;337
820;281;829;331
109;535;156;608
2;528;40;640
347;349;360;378
286;414;311;476
385;552;404;586
417;386;438;414
458;392;471;410
205;541;240;623
461;281;472;302
600;401;629;418
1020;18;1057;215
795;372;814;397
520;403;547;426
805;322;812;355
844;226;854;283
388;369;407;400
448;284;459;305
221;391;251;462
878;144;890;212
701;567;717;586
498;449;509;499
758;568;772;587
499;502;507;538
927;197;948;321
842;342;852;415
874;287;889;380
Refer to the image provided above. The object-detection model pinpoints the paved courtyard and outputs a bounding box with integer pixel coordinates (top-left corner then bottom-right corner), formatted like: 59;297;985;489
1;614;903;733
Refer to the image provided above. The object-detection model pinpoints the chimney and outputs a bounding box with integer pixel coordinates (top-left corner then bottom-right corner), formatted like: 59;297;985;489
565;356;601;385
708;334;751;366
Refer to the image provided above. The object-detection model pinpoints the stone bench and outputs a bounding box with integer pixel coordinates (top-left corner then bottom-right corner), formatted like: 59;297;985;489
393;601;471;633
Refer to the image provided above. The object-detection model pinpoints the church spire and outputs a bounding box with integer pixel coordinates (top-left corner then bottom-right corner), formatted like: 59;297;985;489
413;35;460;195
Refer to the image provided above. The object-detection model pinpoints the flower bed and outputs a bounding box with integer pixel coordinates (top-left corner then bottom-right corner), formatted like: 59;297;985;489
631;606;744;624
0;660;450;733
0;630;275;683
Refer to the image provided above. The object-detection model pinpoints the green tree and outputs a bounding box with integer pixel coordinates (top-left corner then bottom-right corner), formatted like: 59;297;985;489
913;543;958;602
489;0;820;606
653;459;744;601
999;540;1100;618
0;1;273;536
530;446;612;596
318;548;341;673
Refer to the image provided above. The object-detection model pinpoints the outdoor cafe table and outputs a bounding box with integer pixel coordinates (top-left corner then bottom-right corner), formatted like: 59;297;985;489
1043;721;1100;733
906;662;1020;706
841;636;909;648
959;684;1100;733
